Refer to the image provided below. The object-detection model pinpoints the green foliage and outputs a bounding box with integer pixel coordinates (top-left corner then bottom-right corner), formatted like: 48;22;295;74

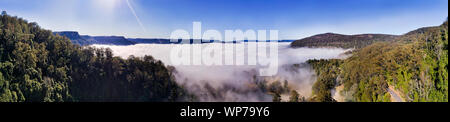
0;12;188;102
307;20;448;102
288;90;300;102
268;80;291;102
308;59;340;102
268;81;290;95
382;93;391;102
272;92;281;102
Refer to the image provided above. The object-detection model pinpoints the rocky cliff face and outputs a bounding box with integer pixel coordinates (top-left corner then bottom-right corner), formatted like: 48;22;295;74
53;31;135;46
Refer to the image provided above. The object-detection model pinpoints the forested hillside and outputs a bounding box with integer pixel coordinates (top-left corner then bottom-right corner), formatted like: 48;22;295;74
307;59;342;102
0;11;188;102
291;33;399;49
308;19;448;102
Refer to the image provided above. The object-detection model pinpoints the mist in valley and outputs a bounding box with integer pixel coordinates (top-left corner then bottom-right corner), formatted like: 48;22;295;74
92;43;350;102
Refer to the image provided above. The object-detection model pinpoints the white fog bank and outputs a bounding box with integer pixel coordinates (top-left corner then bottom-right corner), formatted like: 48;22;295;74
92;43;350;102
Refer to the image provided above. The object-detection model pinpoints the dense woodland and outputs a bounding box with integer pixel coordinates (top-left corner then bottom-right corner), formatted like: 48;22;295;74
308;19;448;102
0;11;189;102
307;59;341;102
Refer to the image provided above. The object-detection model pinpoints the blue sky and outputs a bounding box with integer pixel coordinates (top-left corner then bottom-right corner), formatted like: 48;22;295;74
0;0;448;39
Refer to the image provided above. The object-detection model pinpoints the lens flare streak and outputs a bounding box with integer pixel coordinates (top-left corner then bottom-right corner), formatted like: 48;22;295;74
126;0;147;32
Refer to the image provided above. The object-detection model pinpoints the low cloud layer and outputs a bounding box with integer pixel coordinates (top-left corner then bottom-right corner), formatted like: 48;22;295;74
93;43;349;102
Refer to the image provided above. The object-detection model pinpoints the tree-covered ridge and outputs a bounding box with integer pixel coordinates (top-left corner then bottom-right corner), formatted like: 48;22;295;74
308;19;448;102
307;59;341;102
0;11;188;102
291;33;399;49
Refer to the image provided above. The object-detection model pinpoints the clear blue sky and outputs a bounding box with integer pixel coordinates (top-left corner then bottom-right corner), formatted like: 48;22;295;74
1;0;448;39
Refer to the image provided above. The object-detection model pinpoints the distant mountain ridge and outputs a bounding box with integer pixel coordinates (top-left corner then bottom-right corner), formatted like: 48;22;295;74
91;36;136;45
54;31;294;46
53;31;135;46
127;38;173;44
53;31;94;46
290;33;399;49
